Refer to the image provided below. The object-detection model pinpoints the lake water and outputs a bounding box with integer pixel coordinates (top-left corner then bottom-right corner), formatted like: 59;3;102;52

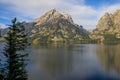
27;43;120;80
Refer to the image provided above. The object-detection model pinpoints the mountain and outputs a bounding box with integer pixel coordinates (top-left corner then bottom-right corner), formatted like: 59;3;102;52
90;10;120;43
33;9;74;25
27;9;90;44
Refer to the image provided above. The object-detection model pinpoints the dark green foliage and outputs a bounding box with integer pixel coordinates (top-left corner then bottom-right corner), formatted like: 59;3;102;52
3;18;28;80
104;34;117;41
0;60;4;80
39;35;49;43
103;34;120;43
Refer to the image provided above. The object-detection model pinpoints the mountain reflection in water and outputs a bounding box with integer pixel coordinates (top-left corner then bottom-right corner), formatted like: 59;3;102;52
97;44;120;75
27;43;120;80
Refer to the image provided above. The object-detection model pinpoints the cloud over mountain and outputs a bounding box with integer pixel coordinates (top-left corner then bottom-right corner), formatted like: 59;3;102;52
0;0;120;29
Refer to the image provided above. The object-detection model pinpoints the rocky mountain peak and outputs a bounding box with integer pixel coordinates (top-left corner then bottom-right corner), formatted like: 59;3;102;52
33;9;62;25
48;9;59;14
28;9;90;43
90;9;120;43
44;9;61;17
33;9;75;25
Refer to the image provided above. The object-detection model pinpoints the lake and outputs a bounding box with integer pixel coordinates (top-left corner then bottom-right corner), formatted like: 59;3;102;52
27;43;120;80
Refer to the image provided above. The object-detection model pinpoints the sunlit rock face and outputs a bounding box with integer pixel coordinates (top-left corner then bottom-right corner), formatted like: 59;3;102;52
28;9;90;44
90;10;120;43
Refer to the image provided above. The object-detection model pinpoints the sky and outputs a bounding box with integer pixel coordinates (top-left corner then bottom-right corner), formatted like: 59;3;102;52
0;0;120;29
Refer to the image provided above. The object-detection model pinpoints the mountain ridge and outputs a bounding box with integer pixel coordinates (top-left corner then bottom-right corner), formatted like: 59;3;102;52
26;9;90;44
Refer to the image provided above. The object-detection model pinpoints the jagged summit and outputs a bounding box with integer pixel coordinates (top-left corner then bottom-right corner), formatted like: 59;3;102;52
48;9;59;14
33;9;61;25
42;9;61;18
33;9;74;25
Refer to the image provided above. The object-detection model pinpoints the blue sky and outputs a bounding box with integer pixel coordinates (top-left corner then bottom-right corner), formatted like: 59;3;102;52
0;0;120;29
85;0;120;8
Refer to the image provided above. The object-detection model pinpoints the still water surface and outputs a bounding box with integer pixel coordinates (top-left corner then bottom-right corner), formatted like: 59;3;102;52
21;44;120;80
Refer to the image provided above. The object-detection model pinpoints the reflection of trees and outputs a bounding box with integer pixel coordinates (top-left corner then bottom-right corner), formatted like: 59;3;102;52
97;44;120;74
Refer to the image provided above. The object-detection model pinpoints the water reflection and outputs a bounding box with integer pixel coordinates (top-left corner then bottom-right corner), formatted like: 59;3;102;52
29;43;73;80
28;44;120;80
35;49;72;77
30;44;97;80
97;44;120;75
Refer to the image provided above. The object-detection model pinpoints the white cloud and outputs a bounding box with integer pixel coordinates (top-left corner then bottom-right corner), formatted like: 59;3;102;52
99;3;120;15
0;0;61;17
0;23;8;29
67;5;98;29
0;0;120;29
0;16;10;20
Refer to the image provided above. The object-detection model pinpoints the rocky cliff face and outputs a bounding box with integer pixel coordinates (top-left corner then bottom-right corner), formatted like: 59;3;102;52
90;10;120;42
28;9;90;44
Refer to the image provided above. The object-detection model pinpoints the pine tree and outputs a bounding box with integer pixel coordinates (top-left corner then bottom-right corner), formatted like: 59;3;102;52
3;18;28;80
0;60;4;80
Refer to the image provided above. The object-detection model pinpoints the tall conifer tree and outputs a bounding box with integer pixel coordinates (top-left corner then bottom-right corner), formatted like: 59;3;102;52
3;18;28;80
